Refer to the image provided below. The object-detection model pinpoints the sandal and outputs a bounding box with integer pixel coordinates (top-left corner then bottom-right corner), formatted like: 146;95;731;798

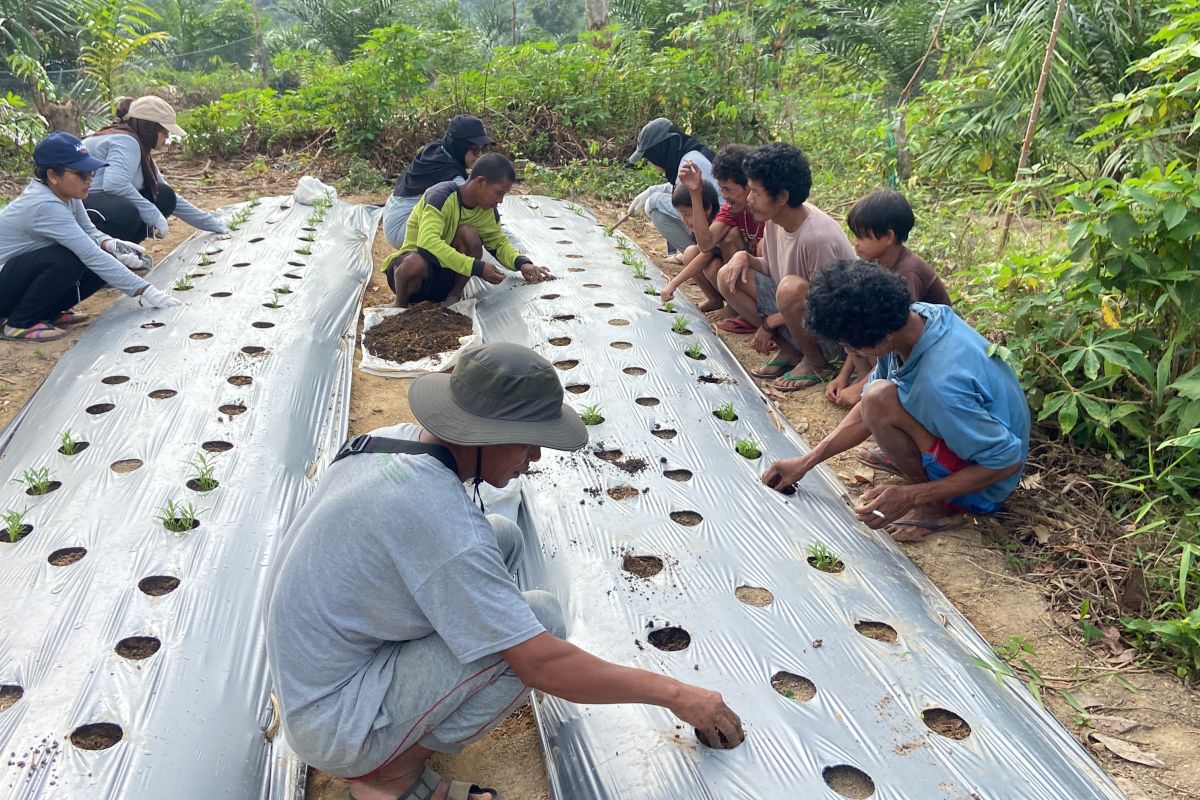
771;370;831;392
856;444;905;478
716;317;756;334
52;310;89;326
750;359;794;379
2;322;68;342
348;765;501;800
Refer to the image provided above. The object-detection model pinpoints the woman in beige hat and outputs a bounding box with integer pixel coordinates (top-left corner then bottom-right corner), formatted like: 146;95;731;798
82;96;229;243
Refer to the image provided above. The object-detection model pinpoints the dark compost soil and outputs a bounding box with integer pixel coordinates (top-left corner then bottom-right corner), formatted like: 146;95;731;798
364;303;472;364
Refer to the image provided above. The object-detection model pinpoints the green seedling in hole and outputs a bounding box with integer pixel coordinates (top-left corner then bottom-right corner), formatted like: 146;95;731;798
300;232;316;242
632;262;648;280
156;499;199;533
198;254;214;267
661;301;676;313
296;243;313;256
274;283;293;295
266;289;285;308
807;541;843;572
173;275;193;291
642;285;657;296
59;429;78;455
715;402;736;421
2;508;30;543
671;316;690;334
580;404;604;425
188;453;219;491
306;213;322;227
685;341;704;359
228;207;252;230
735;437;761;459
14;467;53;495
246;194;261;208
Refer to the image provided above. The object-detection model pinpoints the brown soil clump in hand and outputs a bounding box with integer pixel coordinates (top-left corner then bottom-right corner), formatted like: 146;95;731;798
364;303;471;364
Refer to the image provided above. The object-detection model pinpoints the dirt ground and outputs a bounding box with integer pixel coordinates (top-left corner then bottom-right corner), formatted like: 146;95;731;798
2;155;1198;800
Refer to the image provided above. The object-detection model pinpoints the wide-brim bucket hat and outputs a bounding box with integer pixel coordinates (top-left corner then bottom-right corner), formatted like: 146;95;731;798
409;342;588;451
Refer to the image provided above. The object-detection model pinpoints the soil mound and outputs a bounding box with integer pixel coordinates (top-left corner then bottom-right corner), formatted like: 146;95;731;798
364;303;471;364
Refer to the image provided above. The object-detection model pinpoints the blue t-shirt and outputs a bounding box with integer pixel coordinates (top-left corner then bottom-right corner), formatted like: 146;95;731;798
872;303;1030;505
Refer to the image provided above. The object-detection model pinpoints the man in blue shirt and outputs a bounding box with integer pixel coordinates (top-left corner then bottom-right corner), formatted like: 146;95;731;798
763;259;1030;541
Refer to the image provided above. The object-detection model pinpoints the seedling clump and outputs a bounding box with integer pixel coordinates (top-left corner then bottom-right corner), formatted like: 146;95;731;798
273;283;293;295
642;285;657;296
685;342;704;360
2;508;30;543
228;207;252;231
632;262;648;280
735;437;761;460
580;404;604;425
296;243;313;256
266;289;285;308
15;467;53;495
157;499;200;534
59;429;79;455
661;301;676;313
715;402;736;421
188;453;219;492
671;316;690;334
173;275;193;291
807;541;845;573
198;254;214;267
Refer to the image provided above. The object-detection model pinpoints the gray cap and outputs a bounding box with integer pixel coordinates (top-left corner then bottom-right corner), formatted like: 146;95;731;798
627;117;674;165
409;342;588;450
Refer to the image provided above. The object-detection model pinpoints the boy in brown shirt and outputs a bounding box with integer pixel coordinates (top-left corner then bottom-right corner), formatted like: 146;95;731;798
826;188;952;407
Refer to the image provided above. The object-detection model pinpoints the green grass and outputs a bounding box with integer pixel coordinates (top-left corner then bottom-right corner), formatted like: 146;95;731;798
59;429;78;455
685;341;704;359
580;404;604;425
735;437;761;459
2;508;29;543
188;453;219;492
715;401;736;421
671;316;690;334
157;499;200;534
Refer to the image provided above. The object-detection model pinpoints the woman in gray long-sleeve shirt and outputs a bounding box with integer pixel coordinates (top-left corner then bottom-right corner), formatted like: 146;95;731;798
0;132;181;342
83;96;228;243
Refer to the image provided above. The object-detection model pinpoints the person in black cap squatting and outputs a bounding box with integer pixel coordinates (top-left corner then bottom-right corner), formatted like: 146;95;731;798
382;153;552;308
0;131;181;342
382;115;498;249
266;342;744;800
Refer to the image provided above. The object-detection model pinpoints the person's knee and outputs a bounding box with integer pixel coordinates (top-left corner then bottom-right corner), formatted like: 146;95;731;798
775;275;810;309
716;261;740;294
523;590;565;639
487;513;524;568
398;253;429;281
453;224;483;257
683;244;700;261
860;379;900;428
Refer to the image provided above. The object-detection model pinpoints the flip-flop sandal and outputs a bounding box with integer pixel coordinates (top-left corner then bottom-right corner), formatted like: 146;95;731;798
856;444;905;477
52;310;89;326
771;371;829;392
750;359;795;379
347;765;502;800
716;317;756;334
887;518;961;542
2;322;68;342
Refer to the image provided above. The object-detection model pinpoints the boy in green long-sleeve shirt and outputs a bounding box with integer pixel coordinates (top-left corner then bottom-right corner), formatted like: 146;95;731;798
383;153;551;307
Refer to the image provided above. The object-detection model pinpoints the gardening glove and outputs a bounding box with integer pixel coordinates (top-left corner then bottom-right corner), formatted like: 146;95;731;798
628;184;669;217
137;285;183;309
203;214;231;235
103;238;153;271
149;215;169;239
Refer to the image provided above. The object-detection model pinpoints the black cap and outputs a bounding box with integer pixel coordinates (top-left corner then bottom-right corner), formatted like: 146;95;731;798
447;115;495;147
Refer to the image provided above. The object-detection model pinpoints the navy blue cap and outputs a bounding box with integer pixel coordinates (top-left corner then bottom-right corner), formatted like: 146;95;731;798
447;115;495;146
32;132;108;171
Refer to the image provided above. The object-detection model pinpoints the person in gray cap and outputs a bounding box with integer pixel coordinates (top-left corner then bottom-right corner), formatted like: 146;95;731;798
626;117;718;261
265;342;743;800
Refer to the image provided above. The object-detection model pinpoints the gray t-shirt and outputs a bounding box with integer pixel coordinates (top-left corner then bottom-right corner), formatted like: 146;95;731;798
265;424;544;757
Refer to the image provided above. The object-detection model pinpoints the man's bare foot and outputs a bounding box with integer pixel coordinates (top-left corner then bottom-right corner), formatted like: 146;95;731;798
698;298;725;313
706;306;735;321
887;507;963;542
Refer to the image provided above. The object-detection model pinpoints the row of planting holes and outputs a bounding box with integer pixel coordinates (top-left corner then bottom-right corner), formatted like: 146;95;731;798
532;281;968;800
0;225;314;750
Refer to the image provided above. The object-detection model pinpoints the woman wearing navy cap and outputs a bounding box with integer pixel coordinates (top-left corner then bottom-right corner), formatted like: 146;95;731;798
0;131;181;342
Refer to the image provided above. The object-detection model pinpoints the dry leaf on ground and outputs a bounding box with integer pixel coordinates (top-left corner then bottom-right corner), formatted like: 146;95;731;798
1087;732;1166;768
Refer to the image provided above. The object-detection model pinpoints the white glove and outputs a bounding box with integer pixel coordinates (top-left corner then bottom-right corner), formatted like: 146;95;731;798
102;238;151;270
150;216;169;239
206;215;231;235
628;185;656;216
137;286;182;309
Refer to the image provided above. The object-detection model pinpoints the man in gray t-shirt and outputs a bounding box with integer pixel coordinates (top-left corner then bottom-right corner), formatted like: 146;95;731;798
266;343;743;800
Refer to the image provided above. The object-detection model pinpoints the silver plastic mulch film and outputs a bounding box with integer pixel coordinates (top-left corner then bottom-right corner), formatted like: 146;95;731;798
0;198;380;799
469;196;1126;800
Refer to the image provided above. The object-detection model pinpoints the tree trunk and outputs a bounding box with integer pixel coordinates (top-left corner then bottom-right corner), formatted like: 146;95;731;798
251;0;270;85
512;0;518;45
585;0;608;30
997;0;1068;254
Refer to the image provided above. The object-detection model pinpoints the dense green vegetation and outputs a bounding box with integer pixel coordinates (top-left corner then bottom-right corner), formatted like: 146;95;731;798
3;0;1199;679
